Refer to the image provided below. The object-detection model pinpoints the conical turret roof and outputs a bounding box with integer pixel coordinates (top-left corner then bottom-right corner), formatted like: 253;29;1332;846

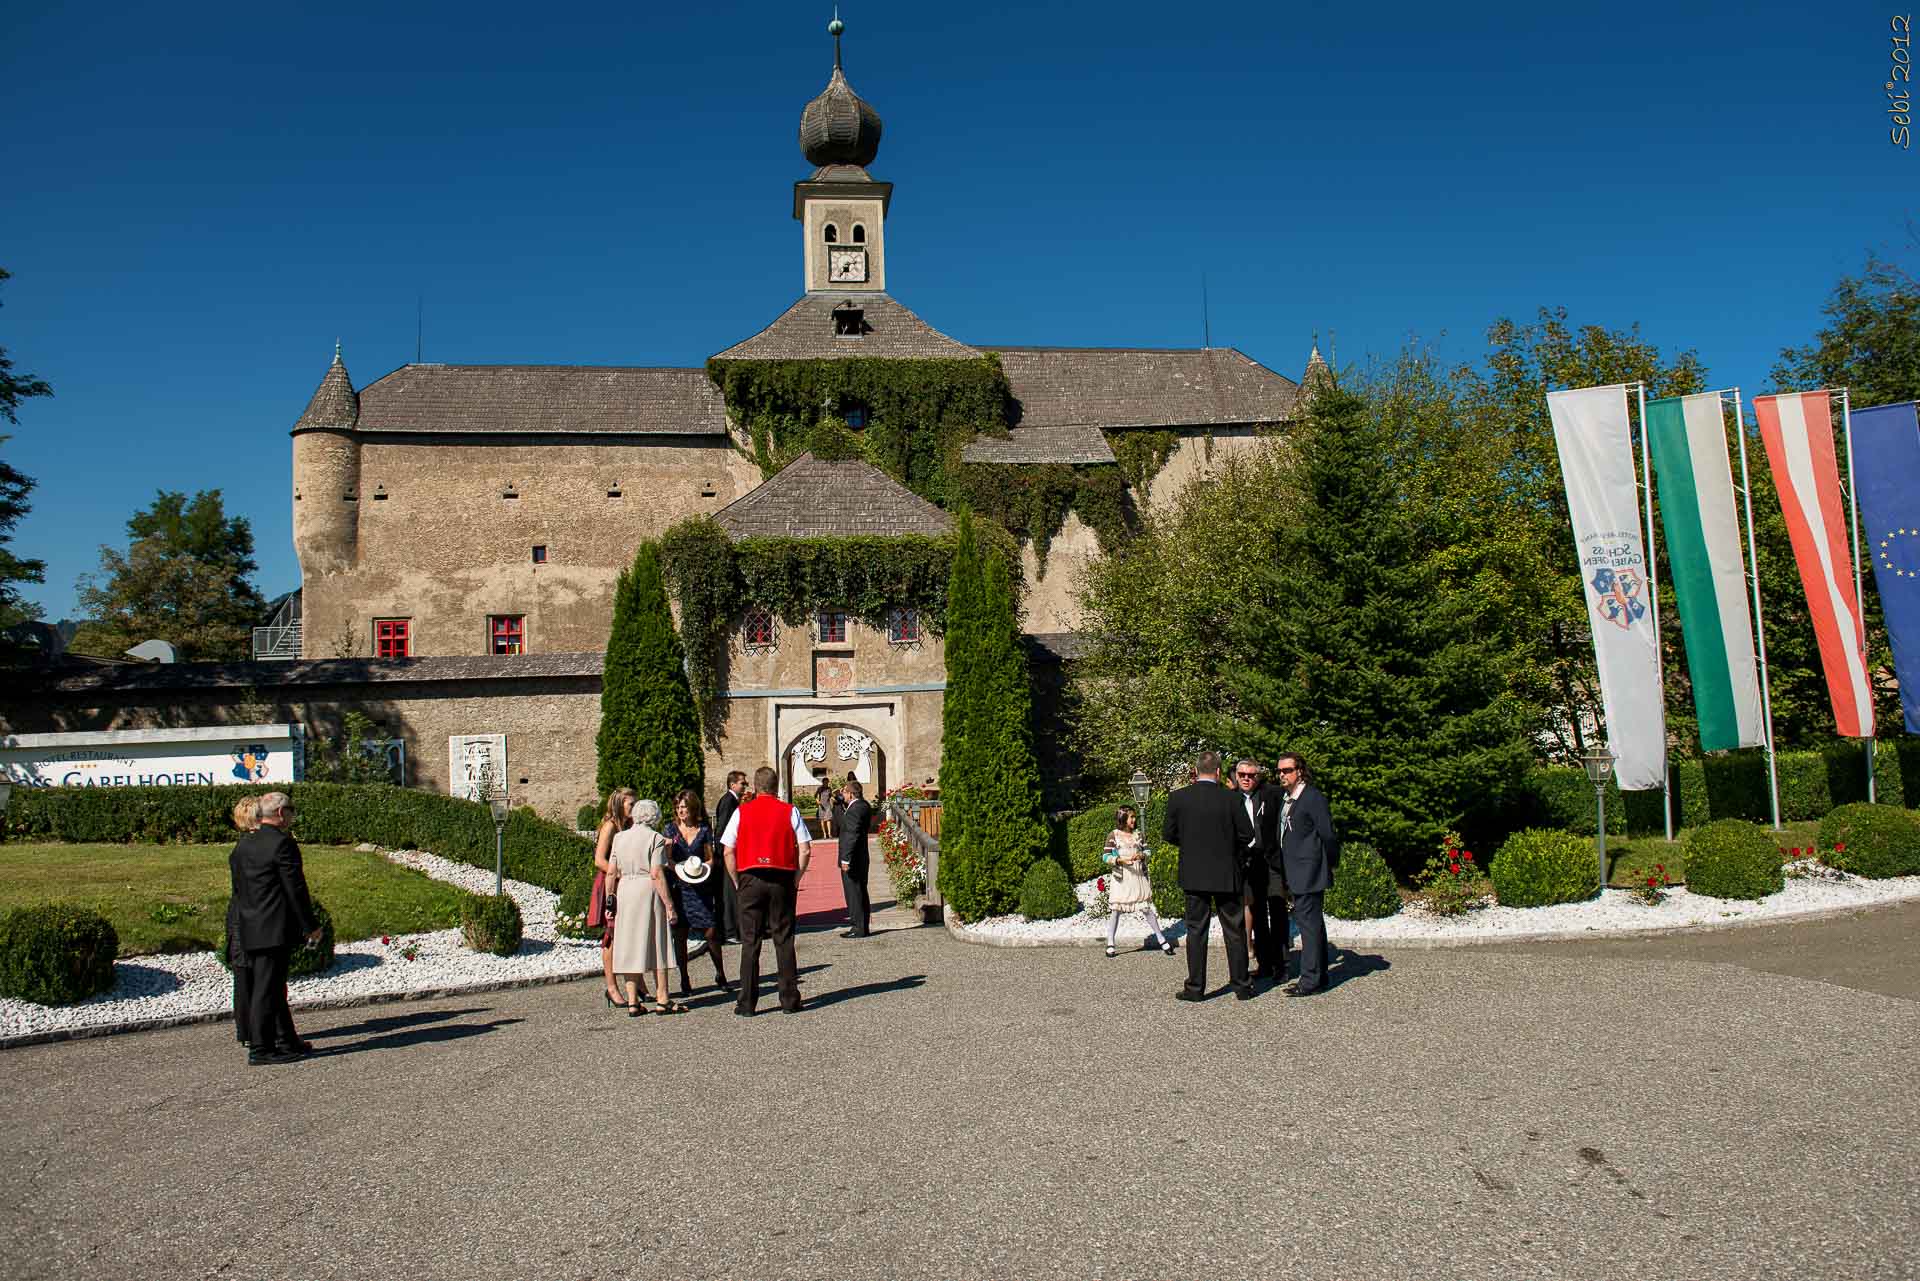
295;346;359;430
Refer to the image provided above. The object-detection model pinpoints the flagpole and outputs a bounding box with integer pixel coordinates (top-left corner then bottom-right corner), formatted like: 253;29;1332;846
1635;380;1674;842
1729;388;1781;830
1839;387;1877;804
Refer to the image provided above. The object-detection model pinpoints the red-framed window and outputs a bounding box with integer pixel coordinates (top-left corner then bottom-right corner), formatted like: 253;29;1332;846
886;607;920;644
374;618;411;658
741;607;775;649
490;615;525;655
816;610;850;644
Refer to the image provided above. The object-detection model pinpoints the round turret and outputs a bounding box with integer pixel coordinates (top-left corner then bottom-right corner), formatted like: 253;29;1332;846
799;16;882;168
291;346;361;580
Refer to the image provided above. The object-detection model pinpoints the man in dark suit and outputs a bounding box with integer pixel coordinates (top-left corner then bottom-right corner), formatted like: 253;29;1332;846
1230;758;1278;983
837;779;874;938
1271;752;1338;997
713;770;748;944
1161;751;1256;1001
229;791;322;1064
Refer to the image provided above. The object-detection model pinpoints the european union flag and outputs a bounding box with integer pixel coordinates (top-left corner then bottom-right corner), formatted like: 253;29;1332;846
1852;400;1920;733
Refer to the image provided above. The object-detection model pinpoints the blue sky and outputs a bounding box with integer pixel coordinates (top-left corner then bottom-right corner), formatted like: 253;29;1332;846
2;1;1912;619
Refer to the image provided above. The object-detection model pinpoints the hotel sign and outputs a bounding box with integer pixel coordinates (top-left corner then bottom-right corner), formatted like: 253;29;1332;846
0;725;305;789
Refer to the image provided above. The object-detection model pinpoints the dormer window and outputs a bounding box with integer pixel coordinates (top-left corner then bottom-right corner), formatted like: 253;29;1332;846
833;305;864;337
824;223;838;244
851;224;865;244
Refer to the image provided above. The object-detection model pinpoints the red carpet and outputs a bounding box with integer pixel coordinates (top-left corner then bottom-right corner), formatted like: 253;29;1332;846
793;839;849;928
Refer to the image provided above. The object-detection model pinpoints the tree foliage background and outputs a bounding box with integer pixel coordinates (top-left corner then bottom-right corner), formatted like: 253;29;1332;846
595;541;706;806
74;489;264;661
937;509;1051;919
1070;258;1916;834
0;267;51;646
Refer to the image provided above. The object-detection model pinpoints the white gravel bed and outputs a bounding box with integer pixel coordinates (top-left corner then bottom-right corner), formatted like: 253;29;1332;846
0;847;601;1045
951;862;1920;948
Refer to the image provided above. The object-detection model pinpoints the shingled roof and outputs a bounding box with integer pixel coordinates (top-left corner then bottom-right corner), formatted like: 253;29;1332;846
960;423;1115;465
294;351;359;430
346;365;729;436
985;346;1299;430
712;294;980;361
714;453;953;540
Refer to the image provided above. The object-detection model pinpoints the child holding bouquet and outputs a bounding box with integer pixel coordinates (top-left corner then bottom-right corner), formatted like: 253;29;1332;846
1104;805;1175;959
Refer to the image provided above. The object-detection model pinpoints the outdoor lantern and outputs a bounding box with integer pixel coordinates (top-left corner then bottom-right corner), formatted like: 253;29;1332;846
1129;769;1151;811
1581;747;1615;890
489;789;509;897
1581;747;1616;789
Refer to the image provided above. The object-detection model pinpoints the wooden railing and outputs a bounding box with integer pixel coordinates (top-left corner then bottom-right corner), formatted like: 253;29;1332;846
885;797;942;909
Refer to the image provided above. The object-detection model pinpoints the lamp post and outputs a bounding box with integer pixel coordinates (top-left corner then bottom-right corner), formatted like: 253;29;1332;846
1581;747;1615;892
489;790;509;898
1128;769;1151;814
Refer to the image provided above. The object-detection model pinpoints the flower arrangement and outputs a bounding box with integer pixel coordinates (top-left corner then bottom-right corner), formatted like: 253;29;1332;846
1624;862;1671;905
382;934;421;962
1783;842;1850;882
1415;832;1484;916
878;816;927;906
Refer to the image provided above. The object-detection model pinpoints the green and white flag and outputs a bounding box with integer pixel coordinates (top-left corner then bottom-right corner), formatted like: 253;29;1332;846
1645;392;1765;751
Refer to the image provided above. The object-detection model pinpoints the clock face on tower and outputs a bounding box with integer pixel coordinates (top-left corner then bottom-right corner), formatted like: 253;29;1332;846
828;246;868;283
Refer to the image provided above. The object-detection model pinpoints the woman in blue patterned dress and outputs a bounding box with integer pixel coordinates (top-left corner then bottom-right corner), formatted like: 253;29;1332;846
665;788;732;997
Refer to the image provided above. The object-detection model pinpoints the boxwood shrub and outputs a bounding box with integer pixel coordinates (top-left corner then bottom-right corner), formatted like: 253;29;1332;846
0;903;119;1005
575;803;600;832
554;873;597;939
4;783;593;893
1491;828;1599;908
1147;841;1184;919
1818;803;1920;879
1018;858;1079;921
460;893;524;956
217;899;338;979
1683;820;1784;900
1324;842;1401;919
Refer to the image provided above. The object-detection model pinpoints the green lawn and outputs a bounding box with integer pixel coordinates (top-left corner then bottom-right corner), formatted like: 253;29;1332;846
0;842;472;957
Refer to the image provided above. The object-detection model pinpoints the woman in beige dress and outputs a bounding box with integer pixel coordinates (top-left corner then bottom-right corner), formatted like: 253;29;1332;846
608;798;681;1015
1104;805;1174;959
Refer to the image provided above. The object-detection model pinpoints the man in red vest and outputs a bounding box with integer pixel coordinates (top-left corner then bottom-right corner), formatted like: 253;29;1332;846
721;765;814;1015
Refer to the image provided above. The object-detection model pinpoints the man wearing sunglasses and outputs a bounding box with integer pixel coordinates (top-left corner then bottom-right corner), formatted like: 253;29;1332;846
1270;753;1338;997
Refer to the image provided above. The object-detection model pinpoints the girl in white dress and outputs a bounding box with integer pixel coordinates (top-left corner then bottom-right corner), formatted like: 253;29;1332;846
1104;806;1175;959
608;799;681;1015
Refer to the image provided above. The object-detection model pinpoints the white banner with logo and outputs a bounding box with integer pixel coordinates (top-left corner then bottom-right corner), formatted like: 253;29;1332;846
1548;385;1667;790
0;724;303;789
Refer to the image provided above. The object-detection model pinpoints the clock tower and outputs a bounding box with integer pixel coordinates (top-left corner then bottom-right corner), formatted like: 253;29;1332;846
796;15;889;293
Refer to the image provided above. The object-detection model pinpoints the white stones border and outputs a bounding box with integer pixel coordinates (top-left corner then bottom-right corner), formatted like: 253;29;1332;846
947;862;1920;949
0;846;602;1049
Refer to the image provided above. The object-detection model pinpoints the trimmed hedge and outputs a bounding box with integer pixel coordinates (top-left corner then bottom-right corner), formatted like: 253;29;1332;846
1490;828;1598;908
4;784;593;893
1517;738;1916;838
0;904;118;1005
217;900;338;979
576;804;600;831
1018;858;1079;921
1683;820;1785;900
1324;842;1401;920
1818;804;1920;879
1148;842;1183;919
461;893;524;956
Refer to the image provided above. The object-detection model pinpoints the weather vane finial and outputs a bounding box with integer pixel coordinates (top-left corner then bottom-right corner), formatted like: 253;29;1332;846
829;6;844;68
334;338;342;360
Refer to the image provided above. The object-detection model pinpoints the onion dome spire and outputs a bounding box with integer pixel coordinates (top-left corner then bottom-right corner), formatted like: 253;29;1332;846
799;10;883;169
295;344;359;430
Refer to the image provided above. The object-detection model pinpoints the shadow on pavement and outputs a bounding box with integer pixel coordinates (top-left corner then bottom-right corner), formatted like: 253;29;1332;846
316;1015;525;1056
1325;949;1390;990
803;973;927;1010
307;1006;490;1041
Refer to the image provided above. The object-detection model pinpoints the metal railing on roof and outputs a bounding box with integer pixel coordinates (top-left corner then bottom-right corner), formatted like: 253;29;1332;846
251;623;302;661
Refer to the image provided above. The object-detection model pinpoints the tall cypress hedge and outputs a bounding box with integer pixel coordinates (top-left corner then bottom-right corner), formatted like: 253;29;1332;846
596;542;705;805
937;510;1051;920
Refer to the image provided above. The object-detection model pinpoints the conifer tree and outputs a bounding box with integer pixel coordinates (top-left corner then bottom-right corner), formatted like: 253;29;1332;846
596;542;705;805
938;509;1050;918
1217;386;1531;869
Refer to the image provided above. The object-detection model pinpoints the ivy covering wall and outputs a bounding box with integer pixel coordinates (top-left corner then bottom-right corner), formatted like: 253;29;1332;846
705;355;1194;571
659;517;969;745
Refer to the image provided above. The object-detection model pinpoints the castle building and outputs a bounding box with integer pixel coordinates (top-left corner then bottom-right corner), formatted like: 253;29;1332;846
11;21;1315;817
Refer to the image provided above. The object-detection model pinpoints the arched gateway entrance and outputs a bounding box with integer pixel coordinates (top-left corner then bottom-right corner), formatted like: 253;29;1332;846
779;722;888;803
